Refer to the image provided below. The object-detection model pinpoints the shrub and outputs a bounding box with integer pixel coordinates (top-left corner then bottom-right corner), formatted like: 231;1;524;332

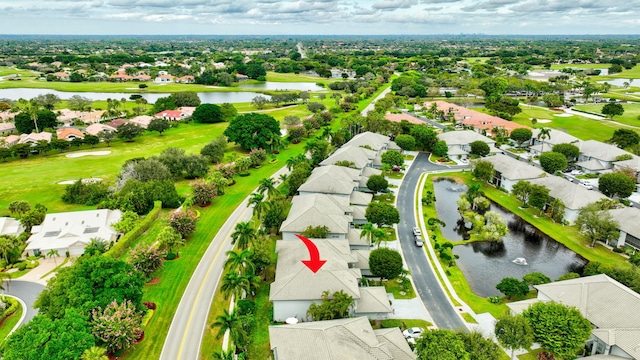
105;201;162;259
169;209;198;238
17;262;27;271
249;148;268;166
143;302;157;310
487;296;502;304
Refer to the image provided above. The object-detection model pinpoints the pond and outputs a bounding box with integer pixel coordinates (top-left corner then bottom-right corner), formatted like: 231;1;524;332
598;78;638;87
0;88;269;104
239;81;325;92
432;179;587;297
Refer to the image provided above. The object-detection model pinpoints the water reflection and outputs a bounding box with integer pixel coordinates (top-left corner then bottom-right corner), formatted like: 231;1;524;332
432;179;587;297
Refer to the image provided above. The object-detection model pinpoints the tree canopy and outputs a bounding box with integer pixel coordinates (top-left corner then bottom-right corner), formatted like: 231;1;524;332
192;103;224;123
14;110;58;134
223;113;281;150
365;202;400;227
598;172;636;198
539;151;568;173
469;140;490;157
609;128;640;148
369;248;403;280
509;128;532;147
601;102;624;120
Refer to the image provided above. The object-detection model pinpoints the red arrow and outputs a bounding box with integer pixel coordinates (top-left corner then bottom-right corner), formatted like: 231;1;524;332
296;234;327;273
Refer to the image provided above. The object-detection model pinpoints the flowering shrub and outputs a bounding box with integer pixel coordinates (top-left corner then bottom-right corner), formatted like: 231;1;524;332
249;148;267;167
128;244;164;280
191;180;216;206
91;300;143;354
169;209;198;238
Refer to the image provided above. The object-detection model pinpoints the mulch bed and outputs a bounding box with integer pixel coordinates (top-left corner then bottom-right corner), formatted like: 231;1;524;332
147;278;161;285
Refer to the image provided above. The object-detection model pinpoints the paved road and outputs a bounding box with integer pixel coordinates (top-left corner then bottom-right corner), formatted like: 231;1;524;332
5;280;45;324
160;167;290;360
362;86;392;116
396;153;467;330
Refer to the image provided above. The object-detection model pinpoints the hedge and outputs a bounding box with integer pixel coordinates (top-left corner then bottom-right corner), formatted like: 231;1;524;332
105;201;162;259
0;296;19;321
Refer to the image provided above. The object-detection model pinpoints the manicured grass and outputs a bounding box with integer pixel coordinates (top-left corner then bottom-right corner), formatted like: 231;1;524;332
373;318;433;330
461;312;477;324
265;71;334;85
513;106;625;142
0;122;227;214
0;66;40;77
126;142;307;360
199;274;228;359
574;103;640;128
0;302;23;342
383;278;416;299
549;63;611;70
8;269;31;279
595;64;640;79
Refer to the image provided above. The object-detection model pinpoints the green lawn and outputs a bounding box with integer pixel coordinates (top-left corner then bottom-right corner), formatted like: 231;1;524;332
383;278;416;299
549;63;611;70
513;105;625;142
0;66;40;77
0;302;23;343
265;71;335;86
594;64;640;79
574;103;640;128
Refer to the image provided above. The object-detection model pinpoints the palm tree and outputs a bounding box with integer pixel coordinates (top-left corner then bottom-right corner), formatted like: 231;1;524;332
248;193;269;221
27;100;40;133
278;173;288;183
0;235;18;264
359;222;375;246
81;346;108;360
231;221;256;250
537;127;552;153
212;308;246;350
84;237;108;256
224;249;255;276
258;177;277;198
221;272;250;299
46;249;59;266
213;349;234;360
372;228;388;248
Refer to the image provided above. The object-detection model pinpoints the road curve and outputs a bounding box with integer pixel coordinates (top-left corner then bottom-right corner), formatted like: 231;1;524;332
396;153;467;330
5;280;44;324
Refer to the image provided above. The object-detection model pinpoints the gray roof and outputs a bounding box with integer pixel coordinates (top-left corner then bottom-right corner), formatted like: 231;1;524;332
614;155;640;171
280;194;353;235
481;154;546;180
352;205;368;222
344;131;392;152
523;275;640;360
269;317;415;360
362;167;383;178
350;191;373;206
353;249;371;270
532;128;581;146
355;287;392;314
575;159;607;171
438;130;496;146
321;145;377;169
607;207;640;240
347;228;370;247
299;166;359;195
447;147;468;155
269;238;361;301
579;140;632;162
527;176;607;210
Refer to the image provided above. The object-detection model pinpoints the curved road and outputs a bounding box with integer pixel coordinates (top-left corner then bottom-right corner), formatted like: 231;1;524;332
397;152;467;330
5;280;45;324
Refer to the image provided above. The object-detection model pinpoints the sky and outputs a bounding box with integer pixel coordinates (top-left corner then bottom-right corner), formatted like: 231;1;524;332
1;0;640;35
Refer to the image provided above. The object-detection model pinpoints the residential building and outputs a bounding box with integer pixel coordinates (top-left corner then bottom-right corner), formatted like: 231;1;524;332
56;127;85;141
527;176;607;224
530;128;582;155
385;112;424;125
343;131;400;155
424;100;531;135
508;275;640;360
85;123;116;136
24;209;122;257
19;132;52;145
0;122;16;135
320;145;377;170
280;193;354;240
105;119;129;128
437;130;499;160
154;74;175;83
235;73;249;81
0;217;24;237
481;153;546;192
129;115;154;129
269;317;416;360
612;155;640;183
176;75;195;83
576;140;632;173
607;207;640;252
1;134;20;146
154;109;187;122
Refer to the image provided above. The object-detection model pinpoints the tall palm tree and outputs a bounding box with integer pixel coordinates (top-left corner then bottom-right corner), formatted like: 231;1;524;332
258;177;277;198
27;100;40;133
221;272;250;300
0;272;10;292
230;221;256;250
372;228;388;248
224;249;255;276
212;308;246;350
47;249;59;266
248;193;269;221
213;350;234;360
537;127;552;153
80;346;108;360
359;223;375;246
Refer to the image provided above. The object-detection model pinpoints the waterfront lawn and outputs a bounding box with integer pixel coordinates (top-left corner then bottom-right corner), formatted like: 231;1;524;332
266;71;334;86
549;63;612;70
574;103;640;128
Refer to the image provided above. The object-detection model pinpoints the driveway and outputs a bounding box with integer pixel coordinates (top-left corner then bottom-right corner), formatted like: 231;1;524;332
401;110;446;130
396;152;467;330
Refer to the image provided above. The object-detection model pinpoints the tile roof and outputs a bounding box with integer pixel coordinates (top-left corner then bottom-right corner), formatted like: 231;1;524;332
384;112;424;125
481;153;546;180
424;100;531;134
527;176;607;210
280;194;353;235
56;127;85;140
438;130;496;146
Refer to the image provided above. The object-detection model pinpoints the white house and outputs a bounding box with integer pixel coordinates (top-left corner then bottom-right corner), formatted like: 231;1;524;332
320;145;377;169
576;140;633;173
530;128;582;155
508;275;640;360
0;122;16;135
269;317;416;360
437;130;498;160
280;193;354;241
480;153;546;192
0;217;24;237
606;207;640;252
24;209;122;257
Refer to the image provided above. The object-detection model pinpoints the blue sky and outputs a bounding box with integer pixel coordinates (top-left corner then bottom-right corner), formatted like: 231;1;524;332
1;0;639;35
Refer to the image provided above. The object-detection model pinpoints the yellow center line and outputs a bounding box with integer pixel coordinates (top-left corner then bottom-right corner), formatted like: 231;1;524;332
176;205;251;359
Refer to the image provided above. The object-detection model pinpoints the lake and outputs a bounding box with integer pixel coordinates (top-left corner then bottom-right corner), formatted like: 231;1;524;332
598;78;638;87
239;81;325;91
0;88;269;104
432;179;587;297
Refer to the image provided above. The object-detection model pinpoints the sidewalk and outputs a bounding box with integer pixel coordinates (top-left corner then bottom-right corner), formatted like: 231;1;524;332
16;257;73;286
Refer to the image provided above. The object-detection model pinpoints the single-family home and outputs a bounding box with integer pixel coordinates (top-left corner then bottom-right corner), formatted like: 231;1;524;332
612;155;640;183
78;110;106;124
177;107;196;118
85;123;117;136
154;74;174;83
437;130;499;160
133;74;151;81
105;119;129;128
0;122;16;135
269;317;416;360
56;127;85;141
269;238;391;322
527;176;608;224
19;132;52;145
576;140;633;173
606;207;640;252
481;153;546;192
109;73;132;82
57;109;86;126
530;128;582;155
24;209;122;257
235;73;249;81
53;72;70;81
0;111;15;122
508;275;640;360
385;112;424;125
0;217;24;237
280;193;354;240
1;135;21;147
154;110;186;122
129;115;154;129
320;145;377;170
424;101;531;135
176;75;195;83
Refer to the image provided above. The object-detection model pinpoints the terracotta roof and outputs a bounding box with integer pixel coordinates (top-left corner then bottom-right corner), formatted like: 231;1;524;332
56;128;85;140
106;119;129;128
385;112;424;125
155;110;183;118
424;101;531;135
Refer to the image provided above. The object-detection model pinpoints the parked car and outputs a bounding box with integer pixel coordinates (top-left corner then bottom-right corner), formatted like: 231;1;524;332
414;235;424;247
580;181;593;190
571;169;584;175
412;227;421;236
459;158;468;165
391;165;402;172
402;327;424;339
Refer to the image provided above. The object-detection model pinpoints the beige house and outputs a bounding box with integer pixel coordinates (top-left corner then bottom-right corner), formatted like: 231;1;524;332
269;317;416;360
480;153;546;192
0;217;24;237
508;275;640;360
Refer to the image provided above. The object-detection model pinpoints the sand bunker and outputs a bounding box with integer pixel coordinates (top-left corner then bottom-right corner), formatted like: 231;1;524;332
536;119;552;123
66;150;111;158
58;178;102;185
553;113;572;117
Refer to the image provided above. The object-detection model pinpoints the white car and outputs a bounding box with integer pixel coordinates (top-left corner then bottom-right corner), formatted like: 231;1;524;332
580;181;593;190
571;169;584;175
403;327;424;339
412;227;421;236
414;236;424;247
